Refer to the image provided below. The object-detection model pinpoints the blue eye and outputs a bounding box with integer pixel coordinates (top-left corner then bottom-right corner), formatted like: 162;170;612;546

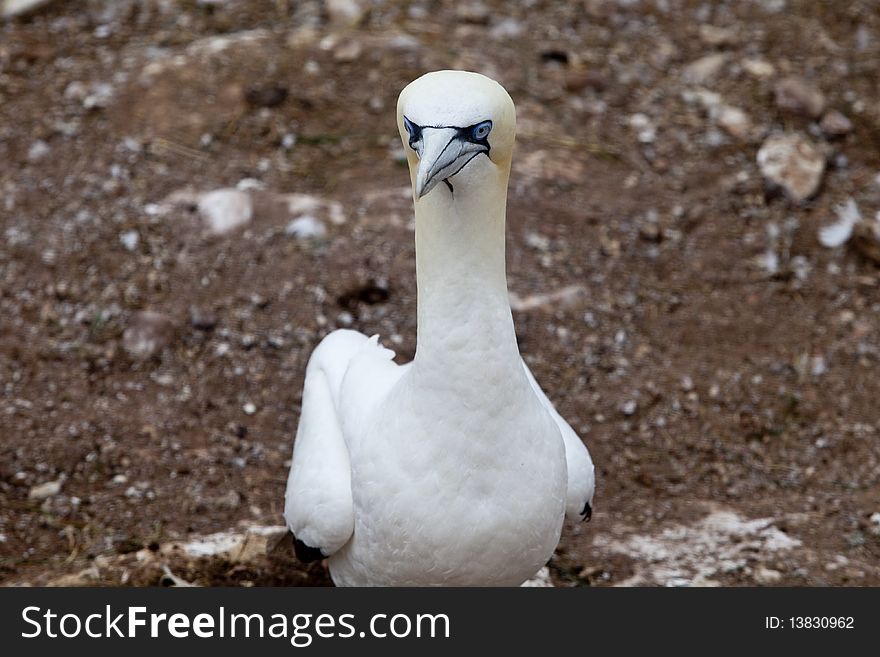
471;121;492;141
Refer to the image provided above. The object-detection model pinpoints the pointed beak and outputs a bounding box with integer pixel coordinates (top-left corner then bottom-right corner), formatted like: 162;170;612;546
413;127;487;199
414;127;458;199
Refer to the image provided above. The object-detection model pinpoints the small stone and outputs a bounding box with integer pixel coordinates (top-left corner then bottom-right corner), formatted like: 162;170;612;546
819;199;860;248
621;400;638;416
333;39;362;63
638;222;662;242
2;0;55;19
628;113;656;144
774;76;826;119
198;189;253;235
819;110;853;137
189;306;217;331
119;230;139;251
244;84;288;108
741;58;775;79
27;140;50;162
82;82;114;110
243;402;257;415
455;1;490;24
29;478;62;500
680;375;694;392
716;105;751;140
682;53;728;85
754;567;782;584
324;0;365;28
286;215;327;239
488;17;523;41
123;311;176;359
698;25;738;47
757;133;825;202
212;490;241;511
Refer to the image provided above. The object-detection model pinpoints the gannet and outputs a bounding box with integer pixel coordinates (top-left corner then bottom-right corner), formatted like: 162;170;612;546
284;70;595;586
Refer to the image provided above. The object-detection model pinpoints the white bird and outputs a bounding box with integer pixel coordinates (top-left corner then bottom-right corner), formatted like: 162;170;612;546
284;70;595;586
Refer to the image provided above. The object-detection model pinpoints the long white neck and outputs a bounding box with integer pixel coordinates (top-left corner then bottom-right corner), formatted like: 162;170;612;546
412;168;522;381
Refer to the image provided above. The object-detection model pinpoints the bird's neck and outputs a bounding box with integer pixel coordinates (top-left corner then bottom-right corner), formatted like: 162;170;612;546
412;176;521;376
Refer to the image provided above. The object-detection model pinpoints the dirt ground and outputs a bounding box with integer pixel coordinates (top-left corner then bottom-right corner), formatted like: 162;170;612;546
1;0;879;587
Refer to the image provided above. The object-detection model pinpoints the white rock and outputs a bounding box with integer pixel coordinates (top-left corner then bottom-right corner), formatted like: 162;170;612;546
698;24;738;47
682;53;728;85
819;198;861;248
123;311;175;359
27;140;50;162
774;76;826;119
489;17;523;41
742;57;776;79
756;133;825;202
83;82;114;110
508;285;584;312
520;566;554;587
324;0;365;27
754;566;782;584
243;402;257;415
119;230;139;251
29;478;63;500
1;0;54;19
717;105;751;140
628;113;656;143
285;215;327;239
198;189;253;235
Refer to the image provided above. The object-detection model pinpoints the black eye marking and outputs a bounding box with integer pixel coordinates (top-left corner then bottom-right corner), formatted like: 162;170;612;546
403;115;422;151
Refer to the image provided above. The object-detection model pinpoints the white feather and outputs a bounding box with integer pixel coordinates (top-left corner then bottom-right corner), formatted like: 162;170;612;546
284;71;595;586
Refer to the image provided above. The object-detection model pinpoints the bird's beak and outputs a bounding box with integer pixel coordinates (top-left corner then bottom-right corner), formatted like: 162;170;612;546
414;127;487;199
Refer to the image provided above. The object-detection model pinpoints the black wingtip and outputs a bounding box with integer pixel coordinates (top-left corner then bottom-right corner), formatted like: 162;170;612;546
293;537;326;563
581;501;592;522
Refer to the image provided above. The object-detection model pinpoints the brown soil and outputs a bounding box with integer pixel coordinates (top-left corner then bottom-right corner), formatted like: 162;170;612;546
1;0;879;587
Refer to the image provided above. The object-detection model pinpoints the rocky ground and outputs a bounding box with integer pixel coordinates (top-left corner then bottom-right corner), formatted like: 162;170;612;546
2;0;880;587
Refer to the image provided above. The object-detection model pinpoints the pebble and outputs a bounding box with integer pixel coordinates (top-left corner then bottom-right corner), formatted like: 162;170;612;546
119;230;139;251
741;58;775;79
698;25;738;47
1;0;54;19
27;140;50;162
628;113;656;144
286;215;327;240
189;306;218;331
242;402;257;415
244;84;288;108
621;400;638;416
333;39;362;63
818;198;860;248
682;53;727;84
819;110;853;137
756;133;825;202
488;17;523;41
123;310;176;359
754;566;782;584
29;478;63;501
455;1;490;24
774;76;826;119
198;189;253;235
716;105;751;140
324;0;366;28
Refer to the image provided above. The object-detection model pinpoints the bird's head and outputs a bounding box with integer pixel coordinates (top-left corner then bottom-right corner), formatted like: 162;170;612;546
397;70;516;201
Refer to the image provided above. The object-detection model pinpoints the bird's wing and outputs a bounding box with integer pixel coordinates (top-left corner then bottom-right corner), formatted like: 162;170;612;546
521;359;596;521
284;329;401;558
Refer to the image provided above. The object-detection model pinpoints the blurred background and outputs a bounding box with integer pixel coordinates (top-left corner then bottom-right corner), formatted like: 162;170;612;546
1;0;879;586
